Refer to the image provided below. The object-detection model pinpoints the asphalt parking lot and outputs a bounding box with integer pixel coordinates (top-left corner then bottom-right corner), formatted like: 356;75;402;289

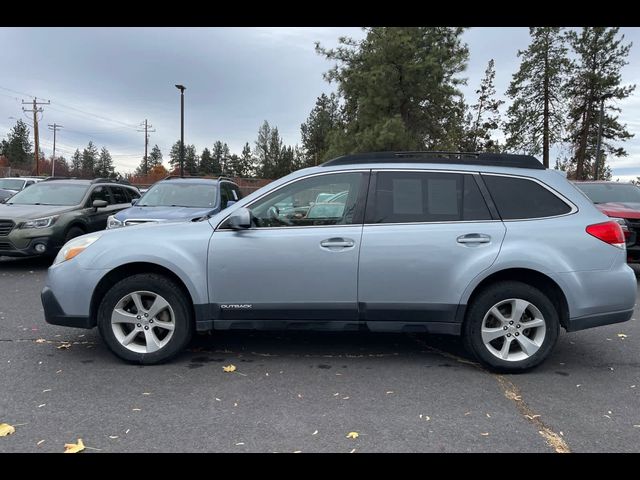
1;256;639;453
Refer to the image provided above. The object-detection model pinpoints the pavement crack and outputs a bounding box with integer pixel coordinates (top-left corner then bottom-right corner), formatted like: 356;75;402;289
409;334;571;454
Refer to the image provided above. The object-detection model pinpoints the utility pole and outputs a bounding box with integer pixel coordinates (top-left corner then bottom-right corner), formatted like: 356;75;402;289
137;120;155;175
175;85;186;177
47;123;63;177
22;98;50;176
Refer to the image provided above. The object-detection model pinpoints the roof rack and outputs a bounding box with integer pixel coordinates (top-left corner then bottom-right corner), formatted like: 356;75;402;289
320;151;545;170
42;176;79;181
161;175;233;182
91;178;132;185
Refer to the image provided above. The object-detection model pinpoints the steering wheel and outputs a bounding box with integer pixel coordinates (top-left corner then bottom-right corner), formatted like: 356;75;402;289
267;205;280;220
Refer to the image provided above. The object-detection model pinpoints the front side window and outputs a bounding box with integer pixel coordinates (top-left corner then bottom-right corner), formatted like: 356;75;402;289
110;186;129;204
88;186;112;205
483;175;572;220
367;171;492;224
249;172;363;228
7;183;89;206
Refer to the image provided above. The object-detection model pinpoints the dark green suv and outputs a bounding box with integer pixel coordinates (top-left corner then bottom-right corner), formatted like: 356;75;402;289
0;178;140;258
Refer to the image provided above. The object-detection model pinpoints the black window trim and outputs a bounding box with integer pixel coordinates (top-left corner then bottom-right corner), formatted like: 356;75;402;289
363;168;500;226
85;184;114;207
108;185;130;205
215;170;371;231
479;172;578;222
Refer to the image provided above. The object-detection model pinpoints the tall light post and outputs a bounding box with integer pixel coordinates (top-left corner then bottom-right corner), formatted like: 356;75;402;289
175;84;186;178
594;93;614;181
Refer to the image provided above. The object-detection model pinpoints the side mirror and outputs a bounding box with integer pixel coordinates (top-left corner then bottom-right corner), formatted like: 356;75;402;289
227;207;251;229
131;198;139;206
226;200;236;208
93;199;108;210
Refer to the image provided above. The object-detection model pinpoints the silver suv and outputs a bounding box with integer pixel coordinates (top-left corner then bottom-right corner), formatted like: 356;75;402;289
41;152;637;372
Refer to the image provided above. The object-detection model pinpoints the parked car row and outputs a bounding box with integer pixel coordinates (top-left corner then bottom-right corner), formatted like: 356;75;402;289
0;175;242;258
38;152;637;373
0;176;46;203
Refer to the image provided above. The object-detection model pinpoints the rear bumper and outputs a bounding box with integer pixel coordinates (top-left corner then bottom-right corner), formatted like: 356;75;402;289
41;286;93;329
566;308;634;332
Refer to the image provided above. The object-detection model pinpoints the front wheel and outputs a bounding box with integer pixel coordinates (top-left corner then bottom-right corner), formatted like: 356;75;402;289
463;281;559;373
97;274;193;364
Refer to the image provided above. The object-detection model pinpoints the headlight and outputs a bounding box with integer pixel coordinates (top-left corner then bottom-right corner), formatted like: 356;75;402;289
20;215;58;229
107;215;123;229
53;234;100;266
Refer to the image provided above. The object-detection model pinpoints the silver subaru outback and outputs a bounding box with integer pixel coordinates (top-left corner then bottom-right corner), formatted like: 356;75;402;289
41;152;637;372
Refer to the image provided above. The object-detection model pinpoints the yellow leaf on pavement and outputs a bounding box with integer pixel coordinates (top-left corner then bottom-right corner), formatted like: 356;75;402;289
35;338;46;344
346;432;359;439
617;334;628;339
223;365;237;373
0;423;16;436
64;438;85;453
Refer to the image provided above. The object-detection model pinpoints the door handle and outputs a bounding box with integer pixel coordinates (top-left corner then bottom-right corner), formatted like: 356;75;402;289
320;237;355;249
457;233;491;244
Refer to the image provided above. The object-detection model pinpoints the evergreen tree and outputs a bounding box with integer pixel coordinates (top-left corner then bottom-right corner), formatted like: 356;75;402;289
148;144;163;169
184;144;199;176
81;141;99;178
199;147;215;175
316;27;469;154
300;93;341;166
564;27;635;180
168;141;181;171
239;142;255;177
504;28;570;167
0;119;33;169
211;141;226;175
70;149;82;176
467;59;504;152
96;147;115;178
255;121;273;178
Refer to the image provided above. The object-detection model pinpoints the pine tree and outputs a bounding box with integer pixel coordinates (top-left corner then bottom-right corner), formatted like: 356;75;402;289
148;144;163;169
211;141;226;175
96;147;115;178
504;28;570;167
467;59;504;152
81;141;99;178
255;121;273;178
316;27;469;154
565;27;635;180
199;148;214;175
184;144;199;176
0;119;33;169
168;141;181;171
70;149;82;176
300;93;340;166
239;142;255;177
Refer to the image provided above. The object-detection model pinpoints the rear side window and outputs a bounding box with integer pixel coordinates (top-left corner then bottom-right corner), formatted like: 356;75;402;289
482;175;572;220
110;186;129;204
367;172;492;223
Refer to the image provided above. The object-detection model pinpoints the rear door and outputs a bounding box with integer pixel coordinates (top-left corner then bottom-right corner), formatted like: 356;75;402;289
358;170;506;330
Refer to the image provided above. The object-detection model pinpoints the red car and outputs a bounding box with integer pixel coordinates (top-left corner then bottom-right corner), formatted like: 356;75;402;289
574;181;640;262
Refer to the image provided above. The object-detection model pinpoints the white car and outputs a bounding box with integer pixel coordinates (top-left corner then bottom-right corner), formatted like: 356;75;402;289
0;177;45;194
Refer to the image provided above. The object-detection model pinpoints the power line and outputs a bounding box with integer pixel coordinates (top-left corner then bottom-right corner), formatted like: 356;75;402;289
22;97;50;176
48;123;64;176
0;86;36;99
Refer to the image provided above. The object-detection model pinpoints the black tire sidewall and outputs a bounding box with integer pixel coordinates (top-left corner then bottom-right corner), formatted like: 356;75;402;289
463;281;559;373
97;273;193;364
64;226;85;243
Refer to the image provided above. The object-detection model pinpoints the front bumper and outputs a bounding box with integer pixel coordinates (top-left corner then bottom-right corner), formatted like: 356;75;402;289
41;286;93;328
0;236;57;257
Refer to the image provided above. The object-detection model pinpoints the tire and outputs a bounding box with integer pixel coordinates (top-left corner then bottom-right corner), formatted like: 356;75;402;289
97;273;193;364
64;226;85;243
463;281;559;373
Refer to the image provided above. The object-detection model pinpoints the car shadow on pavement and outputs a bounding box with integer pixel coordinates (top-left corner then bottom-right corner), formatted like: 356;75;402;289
0;256;52;271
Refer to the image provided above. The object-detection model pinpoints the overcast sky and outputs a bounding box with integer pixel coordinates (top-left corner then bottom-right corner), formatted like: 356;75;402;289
1;27;639;179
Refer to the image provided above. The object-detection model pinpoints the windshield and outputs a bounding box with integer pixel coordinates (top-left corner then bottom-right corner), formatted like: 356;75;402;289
576;183;640;204
7;183;88;206
138;183;218;208
0;179;25;191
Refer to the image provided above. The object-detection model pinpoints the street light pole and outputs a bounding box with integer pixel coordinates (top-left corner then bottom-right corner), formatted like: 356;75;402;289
594;93;613;181
175;85;186;178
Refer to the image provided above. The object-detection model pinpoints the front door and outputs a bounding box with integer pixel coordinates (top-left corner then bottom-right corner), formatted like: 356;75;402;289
208;171;368;324
358;170;506;330
84;186;114;232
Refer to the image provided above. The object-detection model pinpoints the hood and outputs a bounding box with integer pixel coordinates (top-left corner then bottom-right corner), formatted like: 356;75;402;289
0;203;77;219
595;202;640;219
115;205;216;222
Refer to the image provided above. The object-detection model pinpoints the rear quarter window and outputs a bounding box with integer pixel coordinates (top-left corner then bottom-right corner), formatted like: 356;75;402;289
482;175;572;220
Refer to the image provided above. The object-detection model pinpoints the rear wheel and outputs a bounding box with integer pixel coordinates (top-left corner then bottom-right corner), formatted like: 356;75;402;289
463;281;559;373
97;274;193;364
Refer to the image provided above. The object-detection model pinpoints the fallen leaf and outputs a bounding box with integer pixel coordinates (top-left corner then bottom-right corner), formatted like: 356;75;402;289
486;413;491;418
608;410;613;414
576;384;582;388
342;396;350;400
0;423;15;436
142;392;151;396
38;404;46;408
64;439;85;454
35;338;46;344
235;442;245;446
480;432;490;436
57;343;71;350
109;435;119;439
125;429;130;434
132;408;141;411
524;414;541;420
350;448;356;453
42;389;52;393
386;391;394;394
617;333;628;339
215;398;221;402
632;385;637;388
56;370;62;374
297;393;303;398
346;432;359;439
233;402;238;407
312;430;318;435
633;425;640;428
223;365;237;373
333;393;340;396
37;440;45;446
293;450;302;453
464;412;471;416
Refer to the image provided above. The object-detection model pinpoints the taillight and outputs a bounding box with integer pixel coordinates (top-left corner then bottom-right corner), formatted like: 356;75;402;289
611;217;632;241
586;221;626;249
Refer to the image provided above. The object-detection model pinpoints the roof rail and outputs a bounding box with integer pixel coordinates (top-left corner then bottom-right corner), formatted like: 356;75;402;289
161;175;231;182
320;151;545;170
42;176;78;181
91;178;132;185
218;176;233;182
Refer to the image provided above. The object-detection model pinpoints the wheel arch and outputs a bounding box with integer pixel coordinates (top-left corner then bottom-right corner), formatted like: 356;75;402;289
463;268;570;330
90;262;196;328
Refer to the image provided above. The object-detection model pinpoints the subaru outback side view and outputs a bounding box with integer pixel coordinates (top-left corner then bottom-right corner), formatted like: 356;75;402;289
41;152;637;372
106;176;242;229
0;178;140;258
